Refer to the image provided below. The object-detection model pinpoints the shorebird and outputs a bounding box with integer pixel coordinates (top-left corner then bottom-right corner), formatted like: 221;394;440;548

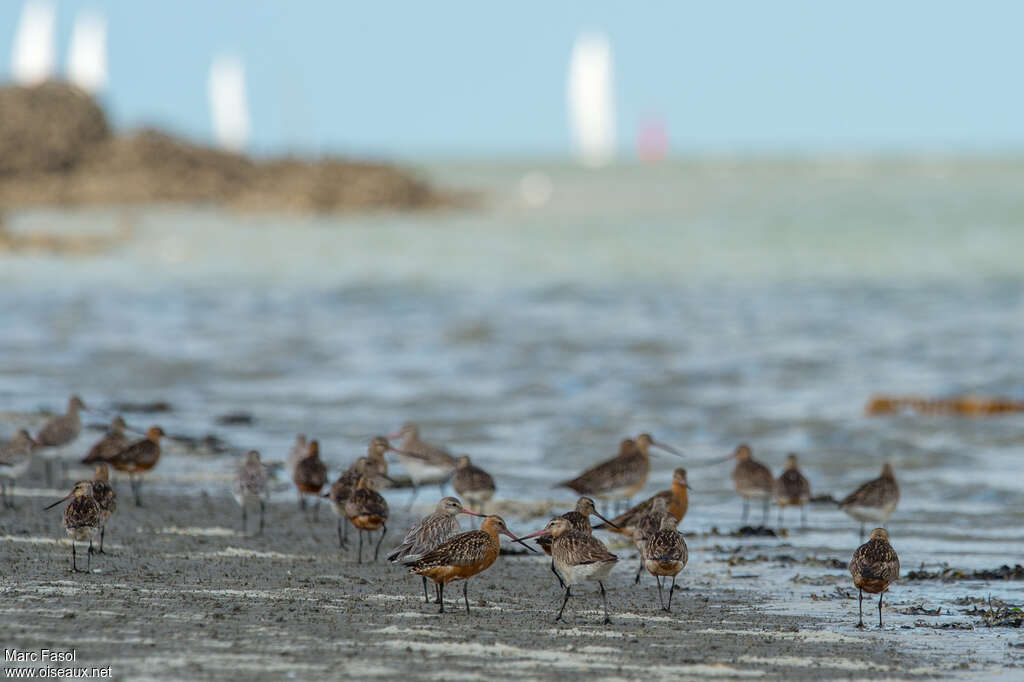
293;439;327;518
286;434;307;478
325;452;396;549
233;450;269;535
452;455;495;516
108;426;165;507
0;429;35;508
388;423;457;505
45;481;102;573
839;462;899;540
535;496;619;588
80;416;129;464
594;468;690;537
643;512;689;612
35;395;85;486
557;434;682;510
364;436;393;483
91;465;117;554
405;514;535;614
387;496;484;602
345;476;389;563
727;445;773;525
849;528;900;628
775;453;811;527
631;497;670;584
525;517;619;625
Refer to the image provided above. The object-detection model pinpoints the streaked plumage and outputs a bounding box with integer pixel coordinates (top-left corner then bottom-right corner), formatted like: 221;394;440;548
108;426;165;507
388;496;479;602
0;429;35;508
631;497;670;584
530;517;618;625
849;528;900;628
536;496;604;554
81;416;129;464
46;481;101;573
643;513;689;611
730;445;773;524
558;434;680;503
234;450;269;535
775;453;811;526
345;476;389;562
840;462;900;539
293;439;327;517
91;465;116;554
452;455;495;512
596;468;689;537
35;395;85;447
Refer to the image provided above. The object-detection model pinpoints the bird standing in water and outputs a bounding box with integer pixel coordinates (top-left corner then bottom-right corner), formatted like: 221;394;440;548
35;395;85;486
840;462;899;540
452;455;495;518
849;528;900;628
46;481;102;573
775;453;811;527
388;423;457;506
727;445;773;525
81;416;129;465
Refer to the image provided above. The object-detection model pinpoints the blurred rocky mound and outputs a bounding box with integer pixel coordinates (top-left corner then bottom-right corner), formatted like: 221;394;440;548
0;82;451;212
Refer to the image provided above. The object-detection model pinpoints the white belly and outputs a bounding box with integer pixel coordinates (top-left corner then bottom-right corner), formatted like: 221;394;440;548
1;458;31;479
559;559;616;586
842;504;896;524
67;526;97;542
400;456;451;485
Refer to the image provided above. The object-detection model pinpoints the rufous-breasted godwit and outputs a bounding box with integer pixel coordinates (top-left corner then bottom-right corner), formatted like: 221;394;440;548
452;455;495;517
293;439;327;518
558;434;683;511
524;517;619;625
90;464;116;554
536;496;619;588
643;512;688;612
35;395;85;486
594;468;689;537
404;514;535;614
108;426;165;507
775;453;811;527
631;496;670;584
80;416;128;465
326;455;396;549
388;423;457;505
840;462;899;540
387;496;484;602
0;429;35;508
45;480;102;573
345;476;389;563
849;528;900;628
234;450;270;535
727;445;773;525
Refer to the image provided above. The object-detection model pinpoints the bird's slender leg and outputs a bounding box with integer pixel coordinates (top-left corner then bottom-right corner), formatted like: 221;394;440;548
406;484;419;510
761;498;769;525
357;529;363;564
313;498;320;521
71;541;78;573
741;498;749;524
656;575;665;610
667;575;676;612
554;586;571;623
422;576;430;603
463;580;470;615
859;523;865;541
336;519;345;550
98;527;106;555
550;560;566;589
438;481;446;497
435;582;441;604
374;525;386;561
878;592;884;628
258;500;265;536
857;588;864;628
634;556;644;585
298;492;305;511
777;506;783;527
438;583;445;613
242;503;247;533
86;540;93;571
599;581;611;625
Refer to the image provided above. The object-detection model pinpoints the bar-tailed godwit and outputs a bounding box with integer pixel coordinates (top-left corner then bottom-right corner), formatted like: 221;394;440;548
108;426;165;507
293;439;327;518
849;528;900;628
452;455;495;515
728;445;773;525
536;496;619;588
387;496;484;602
80;416;128;464
840;462;899;540
0;429;35;508
775;453;811;527
91;465;116;554
631;496;670;584
345;476;389;562
233;450;269;535
388;423;456;505
286;434;307;478
558;434;682;510
642;512;688;612
45;481;101;573
35;395;85;486
404;514;534;614
594;468;689;537
525;517;619;625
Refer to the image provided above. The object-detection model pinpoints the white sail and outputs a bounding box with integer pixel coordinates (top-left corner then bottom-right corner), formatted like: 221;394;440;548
67;10;108;94
208;54;251;152
567;32;616;168
11;0;56;86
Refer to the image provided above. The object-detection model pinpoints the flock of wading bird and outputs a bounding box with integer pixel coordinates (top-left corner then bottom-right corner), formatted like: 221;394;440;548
1;395;902;628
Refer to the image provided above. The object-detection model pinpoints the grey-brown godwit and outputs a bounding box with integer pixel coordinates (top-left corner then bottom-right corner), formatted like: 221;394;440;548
91;464;116;554
0;429;35;508
326;457;394;549
594;468;689;537
643;512;689;612
108;426;165;507
558;434;682;511
840;462;899;540
525;517;619;625
45;480;102;573
631;496;670;584
35;395;85;486
775;453;811;527
388;423;457;505
293;439;327;519
404;514;535;614
727;445;773;525
535;496;619;588
345;476;389;562
849;528;900;628
387;496;484;602
80;416;129;464
234;450;269;535
286;434;307;478
452;455;495;516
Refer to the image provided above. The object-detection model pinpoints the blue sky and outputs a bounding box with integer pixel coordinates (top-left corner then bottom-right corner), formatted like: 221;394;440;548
3;1;1023;159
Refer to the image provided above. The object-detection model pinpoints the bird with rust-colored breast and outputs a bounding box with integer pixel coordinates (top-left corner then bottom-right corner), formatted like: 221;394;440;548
387;496;484;602
595;468;689;538
643;512;688;612
849;528;900;628
345;476;389;563
775;453;811;527
631;496;670;585
405;515;536;614
81;416;129;465
45;481;102;573
108;426;165;507
840;462;899;540
558;434;683;510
